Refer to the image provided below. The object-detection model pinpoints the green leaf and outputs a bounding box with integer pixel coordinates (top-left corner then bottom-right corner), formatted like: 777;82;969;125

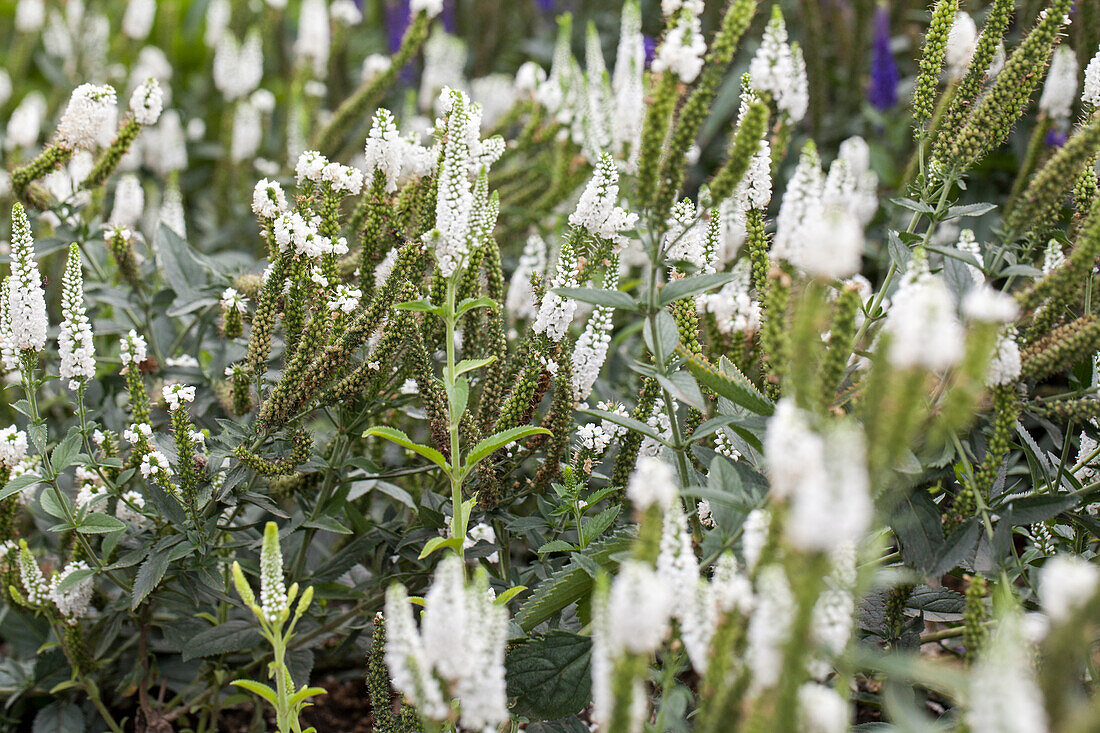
393;298;439;313
580;505;621;546
231;679;280;706
0;473;40;502
52;567;95;596
456;296;499;318
644;311;680;360
302;516;352;534
39;487;71;521
362;426;450;473
76;513;127;534
32;701;84;733
891;491;943;575
554;287;637;311
463;425;551;471
49;431;83;473
655;371;705;412
506;631;592;720
890;197;934;214
131;545;174;609
515;531;632;632
495;585;527;605
418;536;462;559
455;357;496;376
658;272;737;307
287;686;328;707
537;540;576;555
681;351;773;415
182;620;264;661
449;377;470;425
943;202;996;219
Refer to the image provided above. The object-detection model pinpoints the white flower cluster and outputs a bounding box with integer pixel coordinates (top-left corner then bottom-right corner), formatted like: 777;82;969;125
568;153;638;247
611;1;645;167
411;0;444;18
745;563;794;691
3;204;47;355
122;0;156;40
124;422;153;446
110;173;144;227
363;108;403;192
966;614;1048;733
423;89;500;278
58;245;96;389
140;450;172;480
384;556;509;730
328;284;362;314
626;456;677;511
986;330;1022;387
764;399;872;551
260;526;290;624
55;83;117;150
49;560;94;624
251;178;288;219
321;161;364;196
505;234;548;320
294;0;330;77
163;383;196;411
273;211;348;259
17;546;51;606
824;136;878;227
572;259;620;402
119;330;148;369
221;287;249;313
945;11;977;81
882;258;964;371
213;32;263;101
955;228;984;284
576;423;615;455
664;199;708;271
718;134;771;261
653;7;707;84
532;234;580;343
1039;555;1099;621
116;489;149;528
1038;46;1079;122
700;260;761;336
128;77;163;126
1084;46;1100;107
748;11;808;122
962;283;1020;323
0;426;28;469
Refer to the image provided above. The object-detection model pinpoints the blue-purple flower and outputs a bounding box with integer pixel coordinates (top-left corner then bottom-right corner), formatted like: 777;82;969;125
868;3;899;110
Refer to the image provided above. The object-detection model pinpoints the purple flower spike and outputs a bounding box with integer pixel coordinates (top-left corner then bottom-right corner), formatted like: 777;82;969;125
868;3;899;110
1045;128;1068;148
643;35;657;68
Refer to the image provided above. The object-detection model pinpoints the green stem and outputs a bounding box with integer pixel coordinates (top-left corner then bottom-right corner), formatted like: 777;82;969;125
444;277;467;563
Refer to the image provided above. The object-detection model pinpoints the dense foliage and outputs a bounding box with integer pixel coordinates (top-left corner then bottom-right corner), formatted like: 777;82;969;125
0;0;1099;731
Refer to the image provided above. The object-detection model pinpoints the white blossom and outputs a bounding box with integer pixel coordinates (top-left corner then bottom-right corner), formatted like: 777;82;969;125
204;0;230;47
58;245;96;389
1039;555;1099;621
611;1;645;166
986;331;1021;387
749;11;808;122
423;89;481;278
328;284;362;314
119;330;148;369
116;490;149;527
49;561;94;623
1084;46;1100;107
110;173;145;227
15;0;45;32
568;153;638;246
251;179;288;219
363;108;403;192
213;32;263;101
883;259;965;371
230;100;262;162
5;204;47;354
653;9;706;84
17;546;50;606
1038;46;1079;122
56;83;117;150
411;0;444;18
945;12;978;81
0;426;28;469
321;162;364;195
5;92;47;150
220;288;248;313
294;0;330;77
773;142;825;269
626;456;677;511
963;284;1020;323
122;0;156;40
798;683;849;733
140;450;172;479
129;77;163;126
746;564;793;691
506;234;548;320
966;614;1048;733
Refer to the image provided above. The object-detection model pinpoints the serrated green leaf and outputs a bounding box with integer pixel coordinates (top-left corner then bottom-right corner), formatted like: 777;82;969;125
554;287;637;311
658;272;737;307
362;426;450;473
464;425;551;471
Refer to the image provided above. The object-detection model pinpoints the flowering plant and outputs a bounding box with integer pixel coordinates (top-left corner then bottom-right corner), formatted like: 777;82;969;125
0;0;1099;731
